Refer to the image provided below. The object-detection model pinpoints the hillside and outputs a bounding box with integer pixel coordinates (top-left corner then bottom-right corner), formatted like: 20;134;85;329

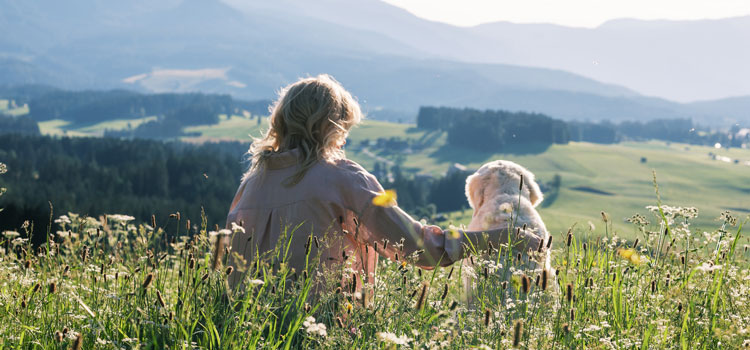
2;1;749;125
179;118;750;237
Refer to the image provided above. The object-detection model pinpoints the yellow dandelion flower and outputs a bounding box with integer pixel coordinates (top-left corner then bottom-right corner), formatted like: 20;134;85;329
345;302;353;313
372;189;397;207
447;225;462;239
617;248;642;265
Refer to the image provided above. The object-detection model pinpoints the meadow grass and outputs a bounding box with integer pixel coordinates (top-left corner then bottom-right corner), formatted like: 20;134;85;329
1;178;748;349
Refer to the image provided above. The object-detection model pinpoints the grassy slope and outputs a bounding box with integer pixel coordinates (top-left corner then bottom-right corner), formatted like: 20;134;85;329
0;99;30;117
29;114;750;238
180;117;750;238
37;116;159;137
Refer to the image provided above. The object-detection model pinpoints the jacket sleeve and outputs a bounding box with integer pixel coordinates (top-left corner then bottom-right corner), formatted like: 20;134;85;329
341;162;543;268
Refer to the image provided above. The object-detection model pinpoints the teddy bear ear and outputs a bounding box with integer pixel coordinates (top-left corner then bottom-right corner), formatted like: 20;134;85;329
465;172;485;210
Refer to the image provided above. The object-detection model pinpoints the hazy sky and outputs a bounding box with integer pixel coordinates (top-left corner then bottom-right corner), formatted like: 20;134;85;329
381;0;750;27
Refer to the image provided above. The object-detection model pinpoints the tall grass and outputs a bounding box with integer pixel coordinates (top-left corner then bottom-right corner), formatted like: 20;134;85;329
0;184;748;348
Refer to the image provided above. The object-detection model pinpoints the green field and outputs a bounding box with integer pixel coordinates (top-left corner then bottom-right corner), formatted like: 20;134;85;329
4;111;750;349
37;116;159;136
29;114;750;239
0;99;30;116
178;117;750;239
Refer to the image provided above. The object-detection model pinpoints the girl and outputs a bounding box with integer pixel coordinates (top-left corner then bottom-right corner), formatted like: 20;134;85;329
225;74;542;290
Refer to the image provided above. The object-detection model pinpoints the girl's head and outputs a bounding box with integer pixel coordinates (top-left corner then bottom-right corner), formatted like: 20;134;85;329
246;74;363;184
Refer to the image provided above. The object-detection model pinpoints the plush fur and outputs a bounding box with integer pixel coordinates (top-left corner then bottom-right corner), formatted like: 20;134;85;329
465;160;551;270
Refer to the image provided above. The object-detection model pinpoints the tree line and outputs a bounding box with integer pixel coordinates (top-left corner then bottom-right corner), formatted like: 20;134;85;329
0;114;40;136
0;134;248;244
417;106;742;149
1;85;272;139
0;134;504;244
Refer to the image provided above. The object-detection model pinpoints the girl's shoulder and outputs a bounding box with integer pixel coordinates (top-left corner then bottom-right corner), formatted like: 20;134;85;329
320;158;378;186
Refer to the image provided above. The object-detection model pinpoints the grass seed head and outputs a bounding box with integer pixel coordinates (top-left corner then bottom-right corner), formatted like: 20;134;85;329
484;308;491;327
72;333;83;350
566;283;573;303
541;270;548;291
156;290;166;308
513;320;523;347
521;274;530;294
416;281;429;311
142;273;154;291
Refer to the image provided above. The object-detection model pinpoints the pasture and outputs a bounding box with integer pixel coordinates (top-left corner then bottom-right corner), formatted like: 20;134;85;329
178;117;750;239
28;113;750;239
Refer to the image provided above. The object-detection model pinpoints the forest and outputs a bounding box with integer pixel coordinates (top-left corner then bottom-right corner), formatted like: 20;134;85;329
417;106;743;148
0;134;482;242
2;85;271;139
0;134;247;244
0;114;40;135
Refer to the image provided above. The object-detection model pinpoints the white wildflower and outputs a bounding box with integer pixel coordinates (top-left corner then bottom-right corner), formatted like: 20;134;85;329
54;215;72;225
377;331;412;345
107;214;135;222
2;231;20;238
499;202;513;213
302;316;327;337
695;262;722;273
582;324;602;332
231;222;245;234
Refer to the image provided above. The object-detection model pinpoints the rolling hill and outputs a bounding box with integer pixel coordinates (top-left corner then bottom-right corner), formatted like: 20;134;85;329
2;0;749;126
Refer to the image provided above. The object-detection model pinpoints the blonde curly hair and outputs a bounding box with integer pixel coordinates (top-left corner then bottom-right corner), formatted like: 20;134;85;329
244;74;363;185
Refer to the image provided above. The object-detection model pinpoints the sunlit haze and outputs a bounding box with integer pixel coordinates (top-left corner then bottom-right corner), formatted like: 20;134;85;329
382;0;750;27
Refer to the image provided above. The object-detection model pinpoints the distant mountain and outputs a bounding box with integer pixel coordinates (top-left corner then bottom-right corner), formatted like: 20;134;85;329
1;0;748;126
240;0;750;103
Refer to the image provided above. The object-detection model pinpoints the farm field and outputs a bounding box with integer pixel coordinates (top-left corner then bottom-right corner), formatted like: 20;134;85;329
37;116;159;137
0;99;29;116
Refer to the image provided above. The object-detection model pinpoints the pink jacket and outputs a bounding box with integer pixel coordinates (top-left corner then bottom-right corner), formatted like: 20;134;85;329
225;149;541;288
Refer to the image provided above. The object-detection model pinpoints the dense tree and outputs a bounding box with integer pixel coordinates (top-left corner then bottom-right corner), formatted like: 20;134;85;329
0;134;248;244
0;115;40;135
